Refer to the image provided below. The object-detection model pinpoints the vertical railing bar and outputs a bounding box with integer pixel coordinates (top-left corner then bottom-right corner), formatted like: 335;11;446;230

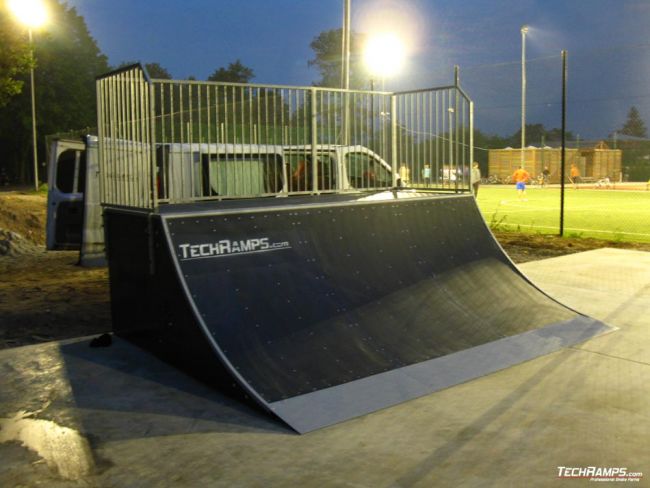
108;76;116;204
134;70;143;207
141;71;148;207
132;70;141;207
112;73;120;205
415;92;419;187
204;84;211;197
310;88;318;193
96;79;105;204
214;84;220;197
188;84;195;199
426;92;432;188
169;84;175;202
129;70;137;207
149;81;158;208
390;95;398;188
237;85;243;194
118;72;127;206
180;84;187;202
454;87;460;190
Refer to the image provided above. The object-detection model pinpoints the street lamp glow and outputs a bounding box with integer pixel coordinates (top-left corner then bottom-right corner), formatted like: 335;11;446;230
7;0;48;28
364;33;406;79
7;0;48;191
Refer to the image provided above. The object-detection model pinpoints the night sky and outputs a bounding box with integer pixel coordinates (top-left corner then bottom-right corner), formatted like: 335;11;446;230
66;0;650;139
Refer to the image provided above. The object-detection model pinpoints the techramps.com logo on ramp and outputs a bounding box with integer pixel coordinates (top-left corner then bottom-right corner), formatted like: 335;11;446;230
177;238;291;261
557;466;643;482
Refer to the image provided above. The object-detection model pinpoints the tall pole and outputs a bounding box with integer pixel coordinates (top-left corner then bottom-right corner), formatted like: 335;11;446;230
342;0;351;90
560;50;567;237
342;0;351;145
521;25;528;169
29;28;39;191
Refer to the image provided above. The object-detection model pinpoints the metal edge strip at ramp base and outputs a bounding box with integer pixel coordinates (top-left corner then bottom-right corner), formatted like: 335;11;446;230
269;316;611;433
108;192;614;434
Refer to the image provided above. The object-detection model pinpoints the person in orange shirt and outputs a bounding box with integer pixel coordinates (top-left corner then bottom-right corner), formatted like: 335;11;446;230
512;166;531;199
570;163;581;189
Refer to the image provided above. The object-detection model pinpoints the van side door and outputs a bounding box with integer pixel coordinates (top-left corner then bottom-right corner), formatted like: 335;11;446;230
46;139;86;250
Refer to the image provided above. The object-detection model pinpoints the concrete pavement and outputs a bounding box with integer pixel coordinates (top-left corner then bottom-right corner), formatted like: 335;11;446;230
0;248;648;487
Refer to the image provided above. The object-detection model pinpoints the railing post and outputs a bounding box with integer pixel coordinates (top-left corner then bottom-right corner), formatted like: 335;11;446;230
311;87;318;193
391;94;398;187
149;82;158;209
470;100;474;180
96;78;105;205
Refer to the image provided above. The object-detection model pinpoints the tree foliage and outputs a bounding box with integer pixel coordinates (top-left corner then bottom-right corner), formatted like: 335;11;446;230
0;0;109;182
619;106;648;138
506;124;574;148
0;3;34;107
207;60;254;83
144;62;172;80
308;28;366;89
115;61;172;79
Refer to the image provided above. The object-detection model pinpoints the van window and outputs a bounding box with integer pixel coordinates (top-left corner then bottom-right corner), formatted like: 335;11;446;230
56;149;86;194
346;152;391;189
286;152;336;192
201;153;283;197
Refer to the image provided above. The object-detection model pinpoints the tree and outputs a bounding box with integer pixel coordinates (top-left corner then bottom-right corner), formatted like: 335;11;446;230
308;28;366;89
507;124;574;147
143;62;172;80
619;106;648;138
116;61;172;79
207;60;254;83
0;1;109;182
0;3;34;107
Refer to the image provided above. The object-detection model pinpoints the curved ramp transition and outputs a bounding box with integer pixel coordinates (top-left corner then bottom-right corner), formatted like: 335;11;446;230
105;192;612;433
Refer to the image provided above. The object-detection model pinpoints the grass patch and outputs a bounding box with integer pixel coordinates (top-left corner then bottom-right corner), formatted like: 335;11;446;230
476;185;650;243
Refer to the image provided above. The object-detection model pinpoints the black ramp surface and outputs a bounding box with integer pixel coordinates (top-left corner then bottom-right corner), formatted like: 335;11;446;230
159;193;612;433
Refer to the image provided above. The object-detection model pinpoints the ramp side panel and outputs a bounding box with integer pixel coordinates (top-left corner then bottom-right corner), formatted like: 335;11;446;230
104;209;267;407
162;195;585;407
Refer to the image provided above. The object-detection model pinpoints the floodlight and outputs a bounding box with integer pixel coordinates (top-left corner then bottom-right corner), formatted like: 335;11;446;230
7;0;48;29
364;33;406;79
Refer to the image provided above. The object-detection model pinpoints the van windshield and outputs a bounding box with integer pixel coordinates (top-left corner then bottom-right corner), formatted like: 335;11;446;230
346;152;391;189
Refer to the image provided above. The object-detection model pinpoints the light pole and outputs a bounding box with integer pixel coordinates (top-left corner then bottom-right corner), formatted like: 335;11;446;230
7;0;47;191
520;25;528;169
342;0;351;90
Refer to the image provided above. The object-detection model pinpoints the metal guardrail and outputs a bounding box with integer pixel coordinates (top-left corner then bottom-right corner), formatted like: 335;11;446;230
96;64;473;208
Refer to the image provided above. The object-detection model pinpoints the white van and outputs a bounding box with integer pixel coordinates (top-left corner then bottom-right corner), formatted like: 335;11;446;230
46;136;397;266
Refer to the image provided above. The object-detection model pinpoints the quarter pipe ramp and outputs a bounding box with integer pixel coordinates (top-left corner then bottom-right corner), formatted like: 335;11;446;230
105;192;612;433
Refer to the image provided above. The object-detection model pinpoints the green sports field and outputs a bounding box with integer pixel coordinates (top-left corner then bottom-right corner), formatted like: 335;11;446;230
475;185;650;243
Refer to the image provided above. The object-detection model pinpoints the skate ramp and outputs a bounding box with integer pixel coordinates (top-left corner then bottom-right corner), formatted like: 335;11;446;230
106;192;612;433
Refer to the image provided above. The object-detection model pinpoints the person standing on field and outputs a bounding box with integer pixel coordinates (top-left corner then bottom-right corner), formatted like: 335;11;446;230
471;162;481;196
570;163;581;189
541;166;551;188
512;166;531;200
